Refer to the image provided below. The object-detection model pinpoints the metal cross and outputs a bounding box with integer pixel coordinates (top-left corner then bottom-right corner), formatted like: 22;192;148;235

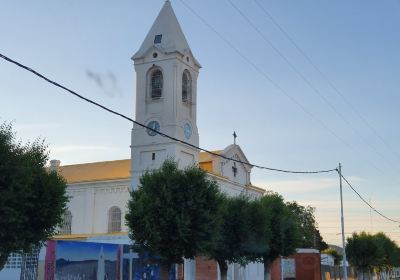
233;131;237;145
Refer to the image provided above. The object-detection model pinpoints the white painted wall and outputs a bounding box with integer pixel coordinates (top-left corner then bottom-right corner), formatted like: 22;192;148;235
216;262;264;280
66;179;130;234
131;46;200;190
65;172;262;236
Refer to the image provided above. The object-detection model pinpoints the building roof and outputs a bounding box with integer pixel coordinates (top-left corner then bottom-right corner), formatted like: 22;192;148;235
132;0;198;65
198;150;222;162
59;151;220;184
59;151;266;193
59;159;131;184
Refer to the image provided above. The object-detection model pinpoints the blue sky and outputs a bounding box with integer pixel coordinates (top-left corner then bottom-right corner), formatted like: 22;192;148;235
1;0;399;246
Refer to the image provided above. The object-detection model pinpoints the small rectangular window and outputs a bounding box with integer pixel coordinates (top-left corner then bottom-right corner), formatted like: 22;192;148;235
152;153;156;160
154;34;162;44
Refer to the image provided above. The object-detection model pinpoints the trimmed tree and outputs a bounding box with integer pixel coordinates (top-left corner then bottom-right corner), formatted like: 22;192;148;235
259;192;300;280
286;201;328;250
0;123;68;270
346;232;380;280
373;232;399;279
125;160;223;280
207;195;269;280
242;197;271;264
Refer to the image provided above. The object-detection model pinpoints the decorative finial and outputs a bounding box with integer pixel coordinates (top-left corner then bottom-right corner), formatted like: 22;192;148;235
233;131;237;145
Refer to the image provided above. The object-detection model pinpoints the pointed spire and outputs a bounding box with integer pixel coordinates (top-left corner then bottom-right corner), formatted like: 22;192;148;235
132;1;199;65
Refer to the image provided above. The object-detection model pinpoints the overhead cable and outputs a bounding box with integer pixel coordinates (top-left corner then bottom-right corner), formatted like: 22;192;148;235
0;53;337;175
227;0;399;173
341;174;400;224
253;0;400;165
177;0;387;175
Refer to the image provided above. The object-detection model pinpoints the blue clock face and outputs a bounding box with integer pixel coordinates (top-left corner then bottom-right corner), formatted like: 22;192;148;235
147;121;160;136
183;123;192;139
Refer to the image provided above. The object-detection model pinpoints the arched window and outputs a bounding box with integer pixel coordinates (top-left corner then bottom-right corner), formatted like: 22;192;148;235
108;206;122;233
150;69;163;100
60;210;72;234
182;70;192;103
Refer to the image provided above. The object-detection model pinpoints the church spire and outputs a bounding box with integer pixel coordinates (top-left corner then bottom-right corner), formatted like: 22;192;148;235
132;1;200;66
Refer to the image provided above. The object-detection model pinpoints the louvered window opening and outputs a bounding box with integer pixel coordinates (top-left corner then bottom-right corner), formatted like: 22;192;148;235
182;71;191;103
108;207;122;233
60;211;72;234
151;70;163;100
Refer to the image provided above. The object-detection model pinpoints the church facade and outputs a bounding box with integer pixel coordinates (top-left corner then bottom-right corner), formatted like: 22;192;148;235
56;0;264;239
52;1;266;279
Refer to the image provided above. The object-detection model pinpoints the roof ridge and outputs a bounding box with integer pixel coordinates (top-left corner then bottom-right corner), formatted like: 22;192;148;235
60;158;130;167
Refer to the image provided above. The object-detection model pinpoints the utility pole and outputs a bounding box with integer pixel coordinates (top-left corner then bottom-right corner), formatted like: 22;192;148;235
338;163;348;280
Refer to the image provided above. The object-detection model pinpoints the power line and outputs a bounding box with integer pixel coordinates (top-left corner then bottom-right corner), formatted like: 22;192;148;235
177;0;389;176
253;0;400;166
341;174;400;224
0;53;336;175
227;0;400;174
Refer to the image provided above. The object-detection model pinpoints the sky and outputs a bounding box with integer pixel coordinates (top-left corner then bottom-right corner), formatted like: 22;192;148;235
1;0;399;246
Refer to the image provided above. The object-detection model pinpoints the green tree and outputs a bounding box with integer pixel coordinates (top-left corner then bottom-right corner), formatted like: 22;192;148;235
259;192;300;280
125;160;223;280
373;232;399;278
393;247;400;268
286;201;328;250
242;197;271;264
0;123;68;270
346;232;380;280
207;195;269;280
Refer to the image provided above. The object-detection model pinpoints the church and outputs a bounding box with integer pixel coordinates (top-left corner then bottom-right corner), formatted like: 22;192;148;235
55;0;264;238
52;1;266;279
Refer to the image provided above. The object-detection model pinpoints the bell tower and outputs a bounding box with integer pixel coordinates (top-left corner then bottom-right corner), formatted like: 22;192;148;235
130;1;201;189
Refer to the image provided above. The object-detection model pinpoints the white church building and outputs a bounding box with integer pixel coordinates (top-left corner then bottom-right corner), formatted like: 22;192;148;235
51;1;266;279
56;0;264;239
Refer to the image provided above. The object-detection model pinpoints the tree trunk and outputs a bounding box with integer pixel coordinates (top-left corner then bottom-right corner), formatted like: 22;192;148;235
263;259;271;280
159;263;171;280
0;253;9;271
218;260;228;280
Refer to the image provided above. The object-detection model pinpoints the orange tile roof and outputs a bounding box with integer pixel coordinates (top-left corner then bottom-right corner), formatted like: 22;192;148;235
58;151;265;193
198;150;222;162
59;159;131;184
59;151;222;184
